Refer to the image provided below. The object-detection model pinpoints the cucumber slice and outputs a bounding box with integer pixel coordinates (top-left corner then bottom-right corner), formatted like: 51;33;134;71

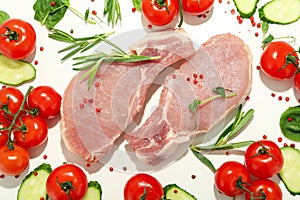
0;54;36;86
164;184;197;200
233;0;260;18
83;181;102;200
259;0;300;24
278;146;300;195
17;163;52;200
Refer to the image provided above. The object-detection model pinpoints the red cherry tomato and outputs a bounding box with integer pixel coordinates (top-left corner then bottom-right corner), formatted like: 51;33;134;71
142;0;179;26
294;72;300;92
0;19;36;60
0;117;9;146
244;140;284;179
0;87;25;121
28;86;62;119
260;41;298;80
14;115;48;148
124;173;164;200
46;164;88;200
245;179;282;200
0;144;29;175
182;0;215;15
214;161;250;197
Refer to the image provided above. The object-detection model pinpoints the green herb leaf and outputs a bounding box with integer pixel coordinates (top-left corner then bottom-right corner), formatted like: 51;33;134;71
190;147;216;173
84;8;90;22
0;10;10;25
33;0;69;29
188;88;236;114
188;100;201;113
262;34;274;47
226;109;254;141
104;0;122;27
213;86;226;98
132;0;142;12
214;104;243;146
261;21;269;38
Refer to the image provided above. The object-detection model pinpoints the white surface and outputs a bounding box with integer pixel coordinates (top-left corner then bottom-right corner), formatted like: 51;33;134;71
1;0;300;199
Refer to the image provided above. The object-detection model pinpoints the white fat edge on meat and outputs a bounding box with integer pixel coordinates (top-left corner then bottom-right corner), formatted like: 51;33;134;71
129;28;189;55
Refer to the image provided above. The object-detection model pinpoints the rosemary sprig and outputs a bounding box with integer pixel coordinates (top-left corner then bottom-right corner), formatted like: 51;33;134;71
190;105;255;173
104;0;122;27
48;28;161;89
48;29;114;61
72;49;161;89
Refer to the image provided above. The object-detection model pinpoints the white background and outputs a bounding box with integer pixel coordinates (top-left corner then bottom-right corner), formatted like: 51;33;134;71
1;0;300;199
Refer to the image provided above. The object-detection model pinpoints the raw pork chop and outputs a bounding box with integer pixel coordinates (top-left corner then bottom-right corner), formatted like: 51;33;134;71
125;33;252;165
60;29;195;162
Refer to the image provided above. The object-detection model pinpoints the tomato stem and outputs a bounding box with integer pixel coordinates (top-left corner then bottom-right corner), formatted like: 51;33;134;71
140;185;147;200
251;142;278;160
177;0;183;27
0;27;19;41
154;0;170;14
1;86;34;148
56;177;74;200
235;176;251;196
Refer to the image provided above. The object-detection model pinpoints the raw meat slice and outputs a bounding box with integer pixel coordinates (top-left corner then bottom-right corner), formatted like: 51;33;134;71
60;29;195;162
125;33;252;165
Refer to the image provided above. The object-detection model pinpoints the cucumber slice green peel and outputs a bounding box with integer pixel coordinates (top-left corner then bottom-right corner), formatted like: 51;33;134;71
17;163;52;200
278;146;300;195
259;0;300;24
83;181;102;200
233;0;260;18
164;184;197;200
0;54;36;86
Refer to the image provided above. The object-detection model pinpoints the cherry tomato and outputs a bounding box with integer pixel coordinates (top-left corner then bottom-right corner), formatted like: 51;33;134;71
182;0;215;15
142;0;179;26
124;173;164;200
46;164;88;200
0;87;25;121
294;72;300;93
260;41;298;80
244;140;284;179
14;115;48;148
0;117;9;146
0;144;29;175
245;179;282;200
0;18;36;60
214;161;250;197
28;86;62;119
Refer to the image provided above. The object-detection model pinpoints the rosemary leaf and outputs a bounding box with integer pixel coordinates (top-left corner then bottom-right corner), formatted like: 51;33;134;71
226;109;254;141
73;53;108;61
190;147;216;173
104;0;122;27
73;63;96;71
61;47;83;61
214;105;243;146
214;123;234;147
80;38;103;53
214;106;254;146
193;140;254;151
58;43;81;53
